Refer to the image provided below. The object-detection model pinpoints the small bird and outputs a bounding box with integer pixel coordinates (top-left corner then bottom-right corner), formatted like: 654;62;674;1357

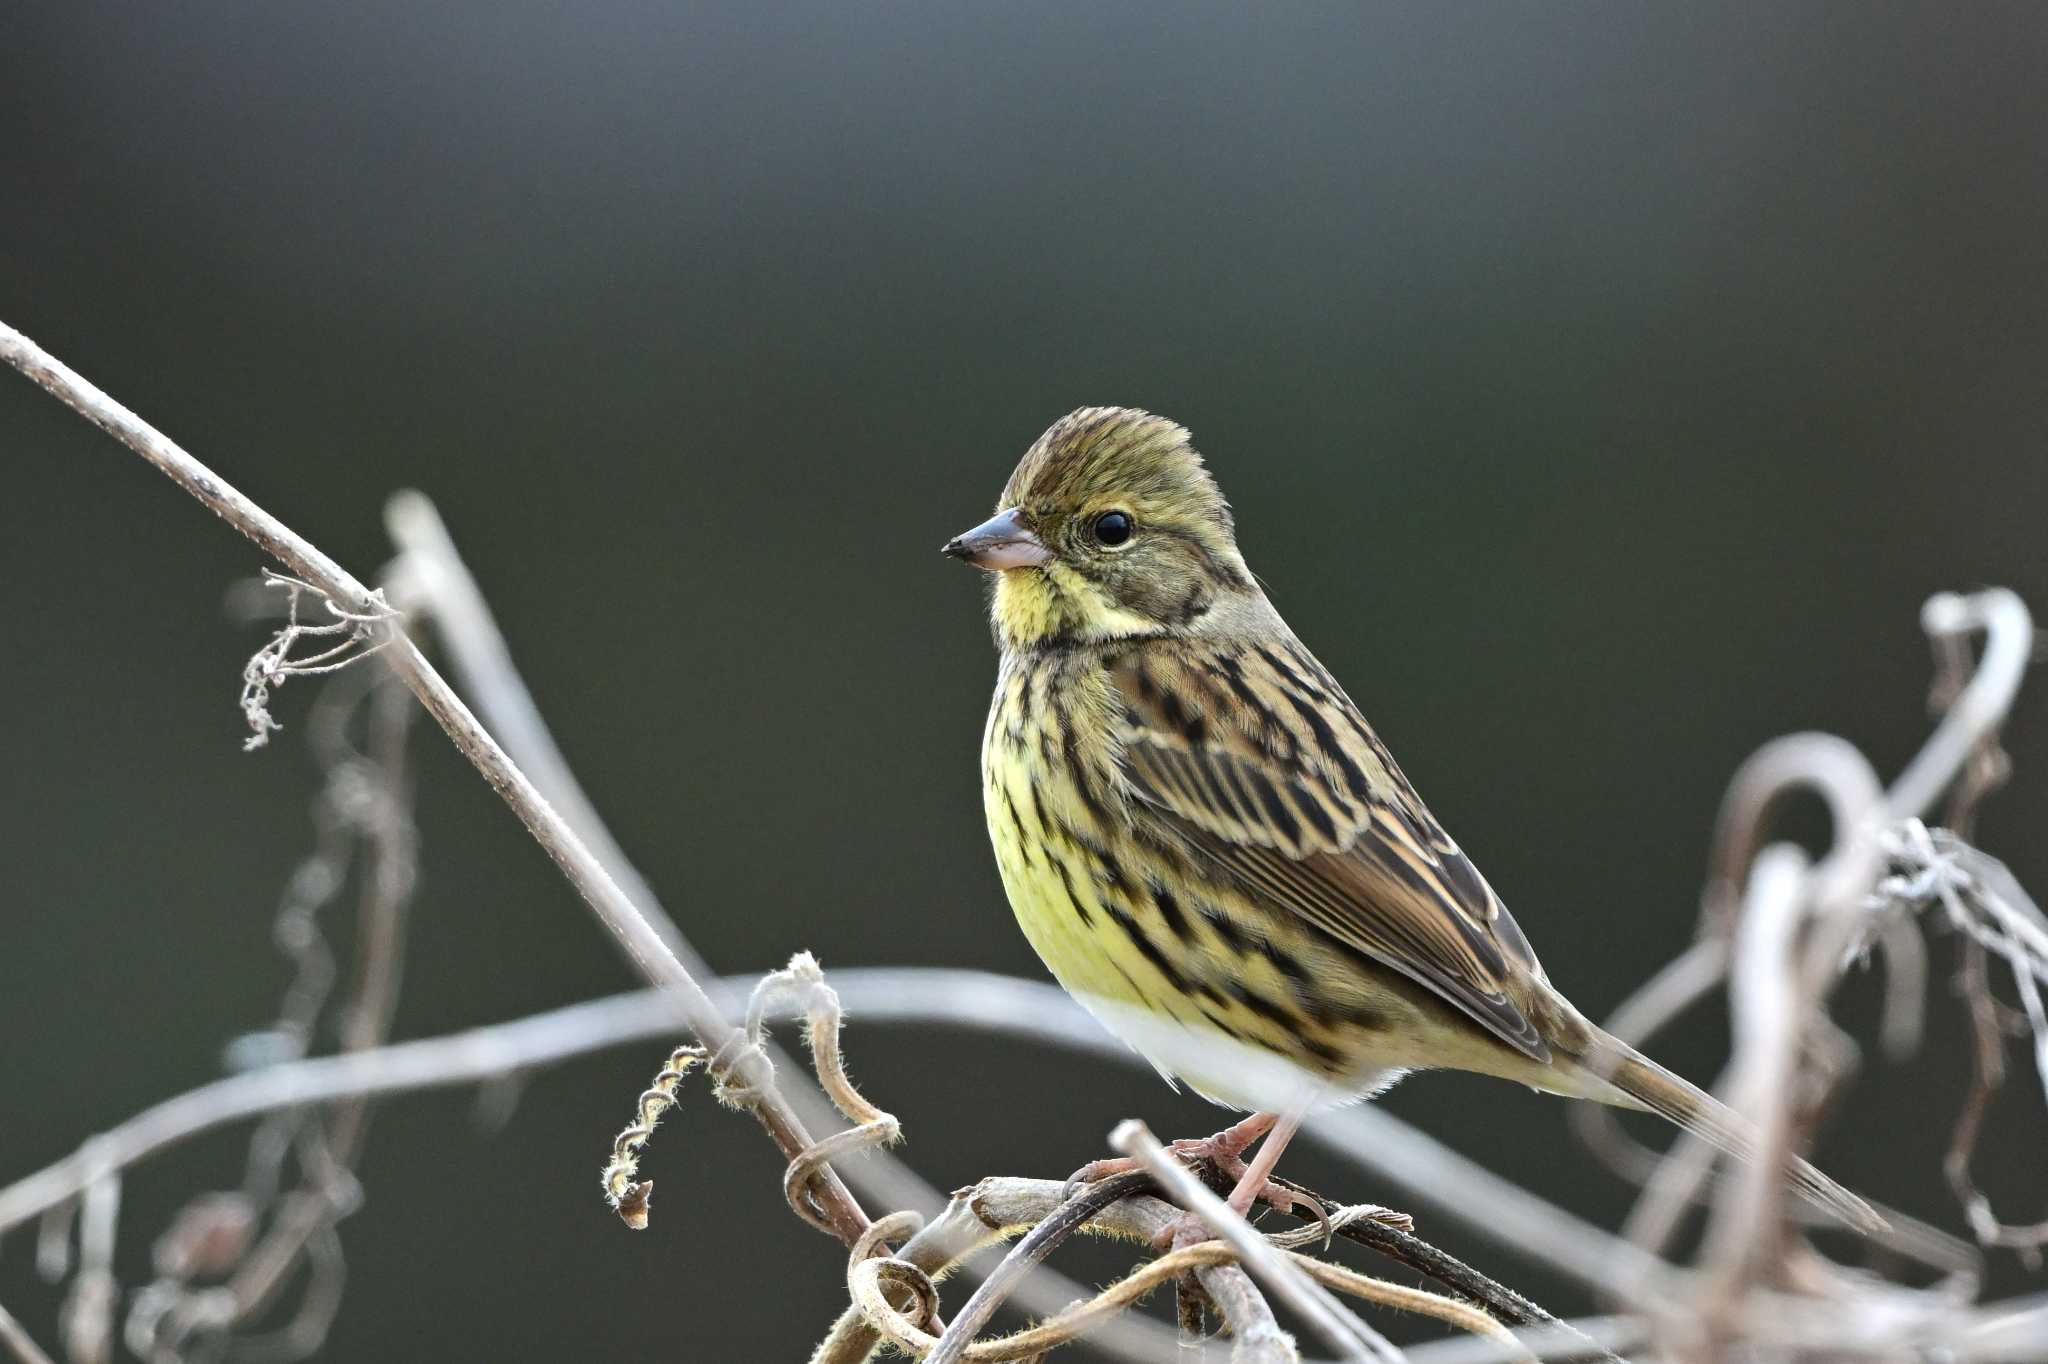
944;406;1875;1231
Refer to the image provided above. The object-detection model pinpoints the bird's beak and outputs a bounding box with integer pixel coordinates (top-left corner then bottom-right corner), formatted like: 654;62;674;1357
941;506;1050;571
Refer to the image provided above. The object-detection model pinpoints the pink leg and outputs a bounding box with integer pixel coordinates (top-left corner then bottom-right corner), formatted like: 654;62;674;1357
1222;1108;1302;1215
1067;1111;1278;1189
1197;1111;1279;1166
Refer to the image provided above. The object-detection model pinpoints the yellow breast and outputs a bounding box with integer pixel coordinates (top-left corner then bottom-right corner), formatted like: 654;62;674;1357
980;654;1136;1004
978;651;1396;1111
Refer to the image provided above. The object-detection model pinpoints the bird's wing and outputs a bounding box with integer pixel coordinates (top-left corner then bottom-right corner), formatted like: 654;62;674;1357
1111;641;1552;1062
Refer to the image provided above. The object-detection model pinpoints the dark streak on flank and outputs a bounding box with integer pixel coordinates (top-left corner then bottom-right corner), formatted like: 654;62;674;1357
1258;937;1313;996
1201;902;1255;956
1059;721;1117;830
1108;960;1156;1012
995;784;1033;864
1107;904;1194;996
1226;979;1299;1031
1297;1034;1344;1070
1050;853;1094;928
1149;879;1195;943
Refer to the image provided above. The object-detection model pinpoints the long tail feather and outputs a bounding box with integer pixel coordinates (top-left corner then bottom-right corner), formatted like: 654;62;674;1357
1593;1040;1883;1234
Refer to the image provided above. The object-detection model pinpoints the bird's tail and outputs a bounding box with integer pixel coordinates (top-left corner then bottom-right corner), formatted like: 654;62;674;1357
1583;1035;1883;1234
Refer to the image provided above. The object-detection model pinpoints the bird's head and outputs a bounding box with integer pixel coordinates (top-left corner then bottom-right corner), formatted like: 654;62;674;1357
943;407;1258;652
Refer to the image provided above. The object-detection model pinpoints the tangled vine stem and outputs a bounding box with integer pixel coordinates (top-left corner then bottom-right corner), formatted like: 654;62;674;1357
600;954;903;1236
1886;823;2048;1259
921;1174;1154;1364
1220;1169;1614;1358
827;1174;1525;1363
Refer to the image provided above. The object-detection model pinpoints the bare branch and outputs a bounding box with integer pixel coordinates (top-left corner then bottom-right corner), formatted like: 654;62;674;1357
1232;1170;1611;1357
923;1174;1153;1364
0;1300;56;1364
810;1181;1189;1364
0;317;879;1249
380;490;704;976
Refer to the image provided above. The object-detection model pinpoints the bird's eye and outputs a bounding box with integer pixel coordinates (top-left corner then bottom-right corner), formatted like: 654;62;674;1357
1092;510;1134;547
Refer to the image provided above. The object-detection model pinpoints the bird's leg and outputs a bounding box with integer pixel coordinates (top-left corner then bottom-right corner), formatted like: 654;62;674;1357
1067;1109;1327;1258
1064;1111;1278;1192
1220;1107;1303;1216
1158;1107;1321;1254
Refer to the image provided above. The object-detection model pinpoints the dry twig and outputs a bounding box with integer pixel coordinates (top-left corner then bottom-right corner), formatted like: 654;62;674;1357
0;1299;56;1364
0;317;882;1251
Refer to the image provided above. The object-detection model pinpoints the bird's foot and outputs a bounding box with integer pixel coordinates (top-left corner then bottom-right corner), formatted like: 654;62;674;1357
1063;1112;1326;1238
1062;1111;1279;1202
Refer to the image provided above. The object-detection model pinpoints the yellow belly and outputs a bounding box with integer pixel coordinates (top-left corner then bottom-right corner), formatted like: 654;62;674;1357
979;657;1375;1110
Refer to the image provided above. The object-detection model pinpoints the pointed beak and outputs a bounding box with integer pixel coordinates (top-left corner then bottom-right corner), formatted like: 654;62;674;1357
941;506;1050;571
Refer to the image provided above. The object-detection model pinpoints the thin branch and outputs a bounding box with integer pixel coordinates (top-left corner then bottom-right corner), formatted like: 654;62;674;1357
849;1236;1280;1362
0;318;878;1249
1234;1171;1612;1357
1402;1318;1645;1364
0;971;1584;1362
6;967;2044;1359
1580;588;2036;1283
1691;843;1812;1316
381;490;705;977
0;965;1651;1313
0;976;1194;1363
0;1300;56;1364
888;1176;1519;1363
0;990;690;1237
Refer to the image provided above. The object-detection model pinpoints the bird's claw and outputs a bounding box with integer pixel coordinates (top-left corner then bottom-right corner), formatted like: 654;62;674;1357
1061;1124;1271;1205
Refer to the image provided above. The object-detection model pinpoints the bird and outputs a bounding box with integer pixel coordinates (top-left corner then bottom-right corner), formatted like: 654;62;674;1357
942;405;1877;1234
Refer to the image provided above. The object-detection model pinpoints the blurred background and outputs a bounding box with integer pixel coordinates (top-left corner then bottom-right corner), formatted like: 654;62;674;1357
4;3;2045;1358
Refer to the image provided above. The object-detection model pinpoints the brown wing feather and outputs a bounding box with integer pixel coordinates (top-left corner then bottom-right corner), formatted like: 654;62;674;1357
1112;641;1552;1062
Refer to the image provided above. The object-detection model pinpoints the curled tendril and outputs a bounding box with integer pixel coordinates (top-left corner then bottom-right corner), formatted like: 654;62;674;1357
600;953;902;1235
737;954;903;1234
600;1045;707;1229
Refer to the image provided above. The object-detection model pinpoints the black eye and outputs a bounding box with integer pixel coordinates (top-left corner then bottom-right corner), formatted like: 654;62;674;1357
1092;510;1133;546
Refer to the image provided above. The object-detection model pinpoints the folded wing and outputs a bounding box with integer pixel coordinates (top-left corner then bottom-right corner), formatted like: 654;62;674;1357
1112;642;1551;1062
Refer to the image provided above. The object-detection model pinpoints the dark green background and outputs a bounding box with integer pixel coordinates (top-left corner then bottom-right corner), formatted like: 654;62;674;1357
4;4;2044;1358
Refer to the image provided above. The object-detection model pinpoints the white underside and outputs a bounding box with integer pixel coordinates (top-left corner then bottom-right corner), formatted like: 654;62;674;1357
1075;990;1411;1114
